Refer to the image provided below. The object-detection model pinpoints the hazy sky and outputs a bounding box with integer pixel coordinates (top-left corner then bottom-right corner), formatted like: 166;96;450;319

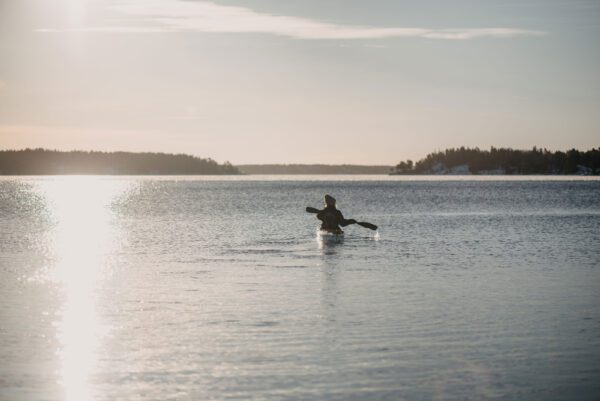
0;0;598;164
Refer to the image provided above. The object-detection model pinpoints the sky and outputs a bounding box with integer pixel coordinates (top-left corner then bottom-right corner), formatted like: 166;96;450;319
0;0;599;164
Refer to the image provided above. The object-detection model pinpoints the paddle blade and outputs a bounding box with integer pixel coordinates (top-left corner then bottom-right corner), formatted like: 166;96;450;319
357;221;378;230
306;207;320;214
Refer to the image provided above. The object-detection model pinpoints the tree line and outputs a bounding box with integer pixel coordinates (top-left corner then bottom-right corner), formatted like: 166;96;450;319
0;149;240;175
392;147;600;175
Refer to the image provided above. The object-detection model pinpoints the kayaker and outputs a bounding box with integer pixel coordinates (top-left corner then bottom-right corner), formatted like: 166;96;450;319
316;195;356;232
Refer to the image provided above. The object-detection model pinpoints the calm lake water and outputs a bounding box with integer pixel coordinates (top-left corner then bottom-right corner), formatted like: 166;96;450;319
1;176;599;401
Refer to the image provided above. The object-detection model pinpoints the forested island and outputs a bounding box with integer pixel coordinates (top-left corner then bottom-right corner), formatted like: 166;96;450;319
0;149;240;175
391;147;600;175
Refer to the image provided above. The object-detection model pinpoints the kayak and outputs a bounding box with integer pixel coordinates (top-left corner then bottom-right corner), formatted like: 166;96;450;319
317;229;344;243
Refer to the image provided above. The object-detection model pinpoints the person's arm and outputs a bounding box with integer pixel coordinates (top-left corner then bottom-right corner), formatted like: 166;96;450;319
337;210;357;227
316;209;326;222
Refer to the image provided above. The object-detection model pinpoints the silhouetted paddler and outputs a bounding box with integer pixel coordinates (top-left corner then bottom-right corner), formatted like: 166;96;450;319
305;195;378;233
316;195;356;232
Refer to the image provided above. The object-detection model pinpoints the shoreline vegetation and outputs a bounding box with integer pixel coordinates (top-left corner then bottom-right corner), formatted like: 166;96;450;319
391;147;600;175
0;149;240;175
1;147;599;176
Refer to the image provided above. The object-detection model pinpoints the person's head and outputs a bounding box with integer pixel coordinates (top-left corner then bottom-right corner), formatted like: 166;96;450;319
324;194;336;207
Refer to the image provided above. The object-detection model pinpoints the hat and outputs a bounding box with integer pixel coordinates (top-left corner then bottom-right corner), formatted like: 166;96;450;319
324;194;336;206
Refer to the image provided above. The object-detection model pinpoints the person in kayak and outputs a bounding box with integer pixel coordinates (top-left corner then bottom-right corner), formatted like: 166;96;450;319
316;195;356;232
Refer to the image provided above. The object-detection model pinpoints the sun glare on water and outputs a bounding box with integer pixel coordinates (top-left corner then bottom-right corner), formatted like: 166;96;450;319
36;177;128;401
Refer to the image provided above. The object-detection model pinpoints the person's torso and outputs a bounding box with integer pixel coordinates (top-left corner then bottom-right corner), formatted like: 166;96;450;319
320;207;342;229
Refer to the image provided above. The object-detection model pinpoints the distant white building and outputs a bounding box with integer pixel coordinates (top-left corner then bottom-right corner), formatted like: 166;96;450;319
449;164;471;175
478;167;506;175
576;164;593;175
426;163;471;175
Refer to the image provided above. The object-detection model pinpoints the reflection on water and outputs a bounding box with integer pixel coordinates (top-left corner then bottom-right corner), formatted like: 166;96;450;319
317;229;380;253
36;178;127;401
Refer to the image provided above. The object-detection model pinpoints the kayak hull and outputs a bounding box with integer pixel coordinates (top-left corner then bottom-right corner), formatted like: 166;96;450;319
317;229;344;243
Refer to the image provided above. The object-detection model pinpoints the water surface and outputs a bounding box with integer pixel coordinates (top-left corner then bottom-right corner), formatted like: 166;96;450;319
1;176;599;401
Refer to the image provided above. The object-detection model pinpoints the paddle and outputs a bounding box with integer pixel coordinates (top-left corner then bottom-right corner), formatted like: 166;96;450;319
305;207;378;231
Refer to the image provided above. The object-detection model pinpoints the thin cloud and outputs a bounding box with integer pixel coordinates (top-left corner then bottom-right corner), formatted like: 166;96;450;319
36;0;547;40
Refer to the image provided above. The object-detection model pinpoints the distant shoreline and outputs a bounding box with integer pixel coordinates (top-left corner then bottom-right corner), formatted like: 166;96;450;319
2;174;599;179
391;147;599;175
238;164;392;175
0;149;241;175
2;147;598;176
